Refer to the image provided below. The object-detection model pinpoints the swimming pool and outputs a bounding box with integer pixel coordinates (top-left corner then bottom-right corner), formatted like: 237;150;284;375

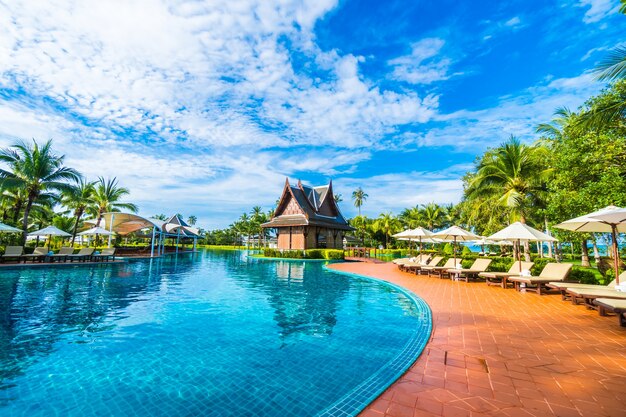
0;250;431;416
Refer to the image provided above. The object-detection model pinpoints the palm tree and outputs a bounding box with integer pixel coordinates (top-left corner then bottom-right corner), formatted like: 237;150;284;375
187;215;197;226
467;137;550;224
90;177;138;227
373;212;400;249
334;193;343;203
536;107;574;140
467;137;551;260
399;206;422;229
421;203;443;230
61;178;95;245
351;187;368;216
153;214;168;221
0;139;81;243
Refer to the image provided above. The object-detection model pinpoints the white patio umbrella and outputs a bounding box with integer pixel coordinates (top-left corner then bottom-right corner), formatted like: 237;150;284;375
0;222;22;233
432;226;479;263
393;227;434;254
487;222;557;272
555;206;626;285
77;226;115;236
28;226;71;249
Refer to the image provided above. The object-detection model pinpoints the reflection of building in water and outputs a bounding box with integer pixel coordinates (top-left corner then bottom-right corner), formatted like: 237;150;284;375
275;261;304;282
269;262;349;340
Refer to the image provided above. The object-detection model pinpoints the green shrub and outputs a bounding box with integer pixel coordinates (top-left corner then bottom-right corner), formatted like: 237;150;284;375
530;258;550;276
569;267;598;284
306;249;324;259
461;246;473;256
487;258;515;272
443;243;454;255
323;249;344;260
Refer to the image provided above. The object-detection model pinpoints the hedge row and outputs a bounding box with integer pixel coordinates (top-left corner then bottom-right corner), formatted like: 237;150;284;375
262;248;344;260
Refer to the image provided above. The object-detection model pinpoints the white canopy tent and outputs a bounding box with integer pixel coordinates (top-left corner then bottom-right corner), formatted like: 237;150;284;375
85;213;200;257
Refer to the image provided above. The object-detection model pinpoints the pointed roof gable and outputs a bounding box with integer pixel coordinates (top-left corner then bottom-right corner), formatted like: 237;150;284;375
263;178;352;230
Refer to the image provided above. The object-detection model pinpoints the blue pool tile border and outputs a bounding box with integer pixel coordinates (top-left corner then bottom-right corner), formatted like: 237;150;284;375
317;265;433;417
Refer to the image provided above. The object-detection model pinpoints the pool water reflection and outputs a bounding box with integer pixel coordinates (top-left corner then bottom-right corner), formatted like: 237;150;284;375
0;250;429;416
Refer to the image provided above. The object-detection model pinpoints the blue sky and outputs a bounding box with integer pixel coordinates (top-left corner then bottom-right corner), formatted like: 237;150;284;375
0;0;623;229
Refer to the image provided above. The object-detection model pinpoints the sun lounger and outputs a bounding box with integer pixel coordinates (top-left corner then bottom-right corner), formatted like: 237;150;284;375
92;248;116;262
20;246;49;263
398;254;431;271
547;274;621;301
446;258;493;282
507;263;573;295
405;256;443;275
593;298;626;327
480;261;535;288
1;246;23;263
565;287;626;310
49;247;76;262
66;247;95;262
422;258;460;278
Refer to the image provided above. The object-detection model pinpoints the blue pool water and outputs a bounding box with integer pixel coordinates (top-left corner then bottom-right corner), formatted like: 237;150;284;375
0;250;430;416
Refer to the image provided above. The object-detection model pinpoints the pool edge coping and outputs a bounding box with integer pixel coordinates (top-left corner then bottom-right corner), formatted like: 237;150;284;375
315;264;433;417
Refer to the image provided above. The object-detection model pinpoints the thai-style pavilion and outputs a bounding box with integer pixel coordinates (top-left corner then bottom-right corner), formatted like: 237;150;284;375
261;179;353;250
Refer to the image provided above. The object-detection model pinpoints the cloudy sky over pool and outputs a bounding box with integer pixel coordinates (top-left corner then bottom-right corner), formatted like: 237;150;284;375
0;0;623;228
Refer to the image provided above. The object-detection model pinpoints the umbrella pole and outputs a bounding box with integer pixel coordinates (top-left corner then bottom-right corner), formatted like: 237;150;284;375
420;237;422;256
611;225;620;285
518;239;522;272
454;236;457;264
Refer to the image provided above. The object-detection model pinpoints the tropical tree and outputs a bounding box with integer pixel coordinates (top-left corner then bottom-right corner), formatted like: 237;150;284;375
466;137;551;225
465;137;552;260
61;178;95;244
187;215;197;226
153;214;168;221
0;139;81;243
351;187;368;216
349;215;370;245
399;206;422;229
90;177;138;227
421;202;444;230
372;212;400;248
334;193;343;203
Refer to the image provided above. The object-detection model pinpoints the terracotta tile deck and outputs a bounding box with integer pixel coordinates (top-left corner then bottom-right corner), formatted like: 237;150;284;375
328;260;626;417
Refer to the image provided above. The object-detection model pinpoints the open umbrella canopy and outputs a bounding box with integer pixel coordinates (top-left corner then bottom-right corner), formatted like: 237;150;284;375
393;227;434;239
0;222;22;233
488;222;557;272
557;206;626;286
432;225;479;241
554;205;626;233
77;226;115;236
487;222;557;242
28;226;71;237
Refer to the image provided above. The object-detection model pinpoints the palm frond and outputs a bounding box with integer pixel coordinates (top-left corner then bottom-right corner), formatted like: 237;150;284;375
595;46;626;82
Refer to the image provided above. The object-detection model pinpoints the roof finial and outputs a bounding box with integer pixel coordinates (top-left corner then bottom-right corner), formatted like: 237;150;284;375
298;179;302;188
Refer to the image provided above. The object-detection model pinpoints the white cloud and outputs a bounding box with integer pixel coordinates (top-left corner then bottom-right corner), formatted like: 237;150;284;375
504;16;522;27
578;0;618;23
387;38;455;85
336;165;468;217
412;72;602;151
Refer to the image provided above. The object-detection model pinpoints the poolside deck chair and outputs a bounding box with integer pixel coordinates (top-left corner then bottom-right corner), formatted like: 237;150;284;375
1;246;23;263
447;258;492;282
408;256;444;275
593;298;626;327
507;263;573;295
392;257;411;265
480;261;535;288
66;247;95;262
399;254;431;271
547;273;622;301
565;287;626;310
92;248;116;262
49;247;75;262
20;246;49;263
422;258;459;278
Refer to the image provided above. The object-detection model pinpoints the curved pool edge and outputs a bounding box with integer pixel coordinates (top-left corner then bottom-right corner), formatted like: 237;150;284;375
317;264;433;417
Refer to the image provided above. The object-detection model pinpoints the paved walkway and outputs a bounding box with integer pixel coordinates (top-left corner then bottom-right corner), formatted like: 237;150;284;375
328;261;626;417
